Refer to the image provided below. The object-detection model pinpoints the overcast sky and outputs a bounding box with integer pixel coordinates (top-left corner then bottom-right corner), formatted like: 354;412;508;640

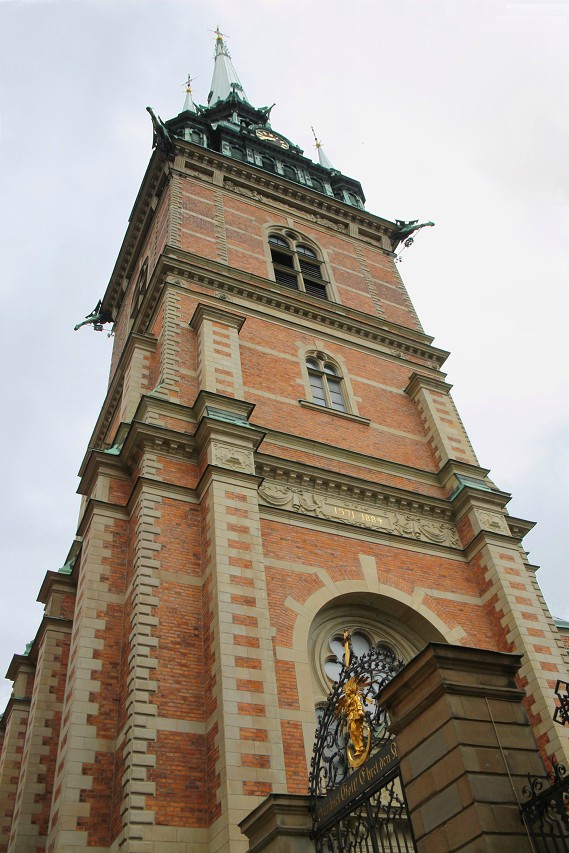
0;0;567;708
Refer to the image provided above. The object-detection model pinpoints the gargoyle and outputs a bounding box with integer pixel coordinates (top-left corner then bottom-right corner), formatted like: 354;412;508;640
146;106;175;156
74;300;113;332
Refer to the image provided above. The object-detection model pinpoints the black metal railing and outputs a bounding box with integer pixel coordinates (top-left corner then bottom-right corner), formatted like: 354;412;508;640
521;759;569;852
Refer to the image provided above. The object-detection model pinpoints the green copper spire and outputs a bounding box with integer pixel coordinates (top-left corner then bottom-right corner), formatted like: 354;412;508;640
312;127;335;170
182;74;197;113
208;27;248;106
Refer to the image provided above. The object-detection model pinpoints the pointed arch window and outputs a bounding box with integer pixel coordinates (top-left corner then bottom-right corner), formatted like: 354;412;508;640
268;233;330;300
306;354;347;412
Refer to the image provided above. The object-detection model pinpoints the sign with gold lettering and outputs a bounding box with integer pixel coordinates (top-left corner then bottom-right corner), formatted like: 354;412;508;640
313;740;399;827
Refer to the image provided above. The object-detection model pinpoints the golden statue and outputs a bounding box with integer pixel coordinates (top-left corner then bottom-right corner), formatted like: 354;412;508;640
335;630;371;768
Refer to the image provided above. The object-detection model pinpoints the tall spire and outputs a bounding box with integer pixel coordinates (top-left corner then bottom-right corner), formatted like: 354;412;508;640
311;127;335;170
208;27;248;106
182;74;197;113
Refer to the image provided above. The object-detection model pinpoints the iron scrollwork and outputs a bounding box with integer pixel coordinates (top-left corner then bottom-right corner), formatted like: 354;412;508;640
309;634;417;852
553;679;569;728
521;758;569;849
309;638;403;802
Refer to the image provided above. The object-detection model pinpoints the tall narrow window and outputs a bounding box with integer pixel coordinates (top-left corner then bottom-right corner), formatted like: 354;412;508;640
306;355;347;412
268;234;330;300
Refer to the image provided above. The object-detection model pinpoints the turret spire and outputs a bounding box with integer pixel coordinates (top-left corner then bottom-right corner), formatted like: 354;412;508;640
182;74;197;113
208;26;248;106
311;127;335;170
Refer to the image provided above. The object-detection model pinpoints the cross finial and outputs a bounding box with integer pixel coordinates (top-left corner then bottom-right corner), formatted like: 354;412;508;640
210;25;228;42
183;74;196;94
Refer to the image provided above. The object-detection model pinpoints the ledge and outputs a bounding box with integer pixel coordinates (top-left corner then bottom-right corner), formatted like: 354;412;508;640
298;399;370;425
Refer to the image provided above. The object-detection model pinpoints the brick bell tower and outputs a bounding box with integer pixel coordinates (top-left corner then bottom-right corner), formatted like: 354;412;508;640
1;29;568;853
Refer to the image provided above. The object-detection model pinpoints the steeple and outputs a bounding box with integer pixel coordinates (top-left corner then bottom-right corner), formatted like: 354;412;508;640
182;74;197;113
207;27;248;106
312;127;335;170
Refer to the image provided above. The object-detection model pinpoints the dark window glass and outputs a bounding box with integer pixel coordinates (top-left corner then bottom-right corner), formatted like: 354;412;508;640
268;234;329;301
283;164;297;181
306;355;348;412
231;145;245;161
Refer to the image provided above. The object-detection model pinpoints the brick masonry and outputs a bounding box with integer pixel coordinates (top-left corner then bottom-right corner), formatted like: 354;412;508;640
2;131;567;853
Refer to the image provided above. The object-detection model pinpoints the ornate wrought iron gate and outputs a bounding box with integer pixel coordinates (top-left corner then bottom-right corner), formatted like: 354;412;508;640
309;639;417;853
521;760;569;852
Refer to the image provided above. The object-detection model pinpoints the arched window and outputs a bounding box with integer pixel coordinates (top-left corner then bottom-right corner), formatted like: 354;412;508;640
310;176;325;193
268;233;330;300
230;145;246;161
306;354;347;412
282;163;297;182
261;155;276;173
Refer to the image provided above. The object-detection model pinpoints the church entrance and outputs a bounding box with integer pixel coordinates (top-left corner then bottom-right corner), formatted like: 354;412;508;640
309;635;417;852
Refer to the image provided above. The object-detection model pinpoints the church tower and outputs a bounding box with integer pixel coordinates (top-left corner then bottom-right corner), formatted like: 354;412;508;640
1;31;567;853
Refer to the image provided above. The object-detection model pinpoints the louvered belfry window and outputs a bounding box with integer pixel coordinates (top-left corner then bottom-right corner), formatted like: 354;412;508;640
268;234;329;300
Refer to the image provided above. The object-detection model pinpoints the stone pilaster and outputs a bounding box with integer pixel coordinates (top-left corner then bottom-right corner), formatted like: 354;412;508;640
190;303;246;399
196;416;287;853
405;373;478;469
153;286;183;401
466;545;569;766
119;335;156;424
114;480;161;852
0;655;34;853
7;616;72;853
381;644;545;852
46;505;127;853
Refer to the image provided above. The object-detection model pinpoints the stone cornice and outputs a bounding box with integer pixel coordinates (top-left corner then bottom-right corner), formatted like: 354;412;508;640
0;697;31;731
189;302;246;333
506;516;536;540
5;654;34;683
256;432;442;491
76;498;129;538
176;142;400;248
256;458;463;550
405;372;454;399
256;457;454;522
127;250;448;384
21;616;73;667
37;570;77;606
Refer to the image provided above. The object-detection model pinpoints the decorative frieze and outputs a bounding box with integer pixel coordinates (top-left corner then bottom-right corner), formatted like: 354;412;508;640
258;481;461;549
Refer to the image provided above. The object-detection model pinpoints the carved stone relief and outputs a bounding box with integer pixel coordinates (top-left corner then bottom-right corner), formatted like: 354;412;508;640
212;442;255;474
476;509;510;535
258;482;461;549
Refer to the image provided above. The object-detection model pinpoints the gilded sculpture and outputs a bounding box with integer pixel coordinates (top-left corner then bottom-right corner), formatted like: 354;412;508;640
335;630;372;768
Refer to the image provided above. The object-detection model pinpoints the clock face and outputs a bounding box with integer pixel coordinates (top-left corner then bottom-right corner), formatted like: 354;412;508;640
255;128;289;149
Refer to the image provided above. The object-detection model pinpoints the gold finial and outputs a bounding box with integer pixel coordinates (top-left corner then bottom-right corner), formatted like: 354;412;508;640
183;74;196;94
311;126;322;149
343;628;351;668
210;25;228;42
